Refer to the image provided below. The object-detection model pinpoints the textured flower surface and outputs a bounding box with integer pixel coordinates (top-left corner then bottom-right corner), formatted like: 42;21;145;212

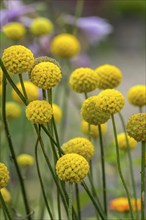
2;22;26;40
52;104;62;123
17;154;34;166
81;120;107;138
6;102;21;119
69;67;98;93
2;45;34;74
96;89;125;114
95;64;122;89
126;113;146;142
0;163;10;189
109;197;141;212
30;62;62;89
30;17;53;36
128;85;146;106
56;153;89;183
50;33;80;58
12;81;39;104
62;137;94;161
81;96;110;125
26;100;53;124
114;132;137;151
0;188;11;204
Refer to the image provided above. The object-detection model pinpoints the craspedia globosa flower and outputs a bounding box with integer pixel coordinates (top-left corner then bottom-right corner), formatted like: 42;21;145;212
96;89;125;114
30;62;62;89
26;100;53;124
81;96;110;125
0;163;10;189
50;33;80;58
126;113;146;142
95;64;122;89
52;104;62;123
2;45;34;74
0;188;11;204
30;17;53;36
114;132;137;151
56;153;89;183
6;102;21;119
62;137;94;161
69;67;98;93
2;22;26;40
127;85;146;107
17;154;34;166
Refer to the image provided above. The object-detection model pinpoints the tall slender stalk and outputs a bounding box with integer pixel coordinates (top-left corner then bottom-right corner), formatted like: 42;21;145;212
0;192;12;220
18;74;28;101
75;184;81;220
73;0;84;35
141;141;145;220
69;183;73;220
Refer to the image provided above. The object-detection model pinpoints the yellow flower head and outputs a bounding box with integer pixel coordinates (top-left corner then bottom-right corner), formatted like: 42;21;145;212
96;89;125;114
0;188;11;204
126;113;146;142
81;120;107;138
0;163;10;189
52;104;62;123
2;45;34;74
95;64;122;89
6;102;21;119
30;17;53;36
81;96;110;125
50;33;80;58
62;137;94;161
0;68;3;85
2;22;26;40
69;67;98;93
128;85;146;106
114;132;137;151
17;154;34;166
56;153;89;183
30;62;62;89
26;100;53;124
12;81;39;104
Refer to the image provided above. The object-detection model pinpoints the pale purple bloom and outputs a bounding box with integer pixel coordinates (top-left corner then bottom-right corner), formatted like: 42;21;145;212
71;53;91;68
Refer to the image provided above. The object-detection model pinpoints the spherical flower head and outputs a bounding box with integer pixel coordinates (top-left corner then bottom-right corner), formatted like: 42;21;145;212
2;22;26;40
69;67;98;93
126;113;146;142
52;104;62;123
26;100;53;124
81;96;110;125
96;89;125;114
114;132;137;151
81;120;107;138
0;68;3;85
127;85;146;106
0;163;10;189
17;154;34;166
12;81;39;104
95;64;122;89
6;102;21;119
2;45;34;74
30;62;62;89
62;137;94;161
50;33;80;58
30;17;53;36
0;188;11;204
56;153;89;183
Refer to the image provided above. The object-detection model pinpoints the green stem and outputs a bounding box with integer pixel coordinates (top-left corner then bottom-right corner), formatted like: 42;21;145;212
0;192;12;220
139;106;143;113
73;0;84;35
75;184;81;220
18;74;28;101
69;183;73;220
57;187;61;220
111;114;134;220
141;141;145;220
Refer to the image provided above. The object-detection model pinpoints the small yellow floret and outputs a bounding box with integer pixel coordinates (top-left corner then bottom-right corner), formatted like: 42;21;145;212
6;102;21;119
26;100;53;124
81;96;110;125
0;188;11;204
2;45;34;74
126;113;146;142
52;104;62;123
56;153;89;183
62;137;94;161
0;68;3;85
96;89;125;114
30;62;62;89
69;67;98;93
114;132;137;151
2;22;26;40
81;120;107;138
12;81;39;104
17;154;34;166
30;17;53;36
50;33;80;58
95;64;122;89
128;85;146;106
0;163;10;189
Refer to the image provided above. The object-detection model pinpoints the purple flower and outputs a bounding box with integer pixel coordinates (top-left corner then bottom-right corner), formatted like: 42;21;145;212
70;53;91;68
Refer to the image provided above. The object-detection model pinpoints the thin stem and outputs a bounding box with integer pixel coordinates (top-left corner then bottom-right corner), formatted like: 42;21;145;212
75;184;81;220
18;74;28;101
139;106;143;113
73;0;84;35
0;192;12;220
57;187;61;220
111;114;134;220
69;183;73;220
141;141;145;220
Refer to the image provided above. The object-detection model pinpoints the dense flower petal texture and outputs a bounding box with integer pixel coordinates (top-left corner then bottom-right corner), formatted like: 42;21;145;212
126;113;146;142
26;100;53;124
30;17;53;36
17;154;34;166
56;153;89;183
114;132;137;151
128;85;146;106
0;163;10;189
62;137;94;161
69;67;98;93
2;22;26;40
